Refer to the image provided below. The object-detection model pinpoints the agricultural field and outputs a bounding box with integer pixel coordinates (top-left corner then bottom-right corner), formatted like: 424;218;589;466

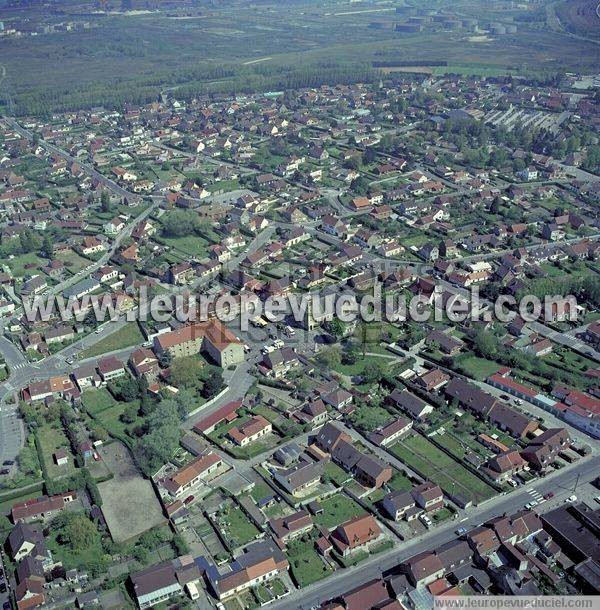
554;0;600;39
1;0;598;116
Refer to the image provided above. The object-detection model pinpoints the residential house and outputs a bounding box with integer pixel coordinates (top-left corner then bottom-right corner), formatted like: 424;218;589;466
521;428;571;472
162;452;222;498
404;552;445;587
12;492;77;524
387;389;433;421
272;459;325;497
207;540;289;600
227;415;271;447
131;556;201;609
330;515;384;557
483;450;528;483
97;356;125;383
269;510;313;544
367;417;412;447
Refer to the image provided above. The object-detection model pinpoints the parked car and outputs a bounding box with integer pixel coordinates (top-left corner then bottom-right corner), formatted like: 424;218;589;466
2;460;14;466
0;469;10;476
566;495;578;503
455;527;467;536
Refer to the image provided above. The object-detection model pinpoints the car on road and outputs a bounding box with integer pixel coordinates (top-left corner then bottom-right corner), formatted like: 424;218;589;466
566;495;578;503
525;501;538;509
66;357;74;365
95;327;103;334
543;492;554;500
455;527;468;536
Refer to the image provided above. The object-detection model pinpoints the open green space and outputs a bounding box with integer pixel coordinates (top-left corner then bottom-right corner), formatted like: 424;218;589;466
79;323;144;359
37;424;76;479
287;536;333;587
2;0;597;116
160;234;209;259
5;252;43;277
313;493;366;529
81;388;117;415
455;356;501;381
217;504;260;548
390;434;496;505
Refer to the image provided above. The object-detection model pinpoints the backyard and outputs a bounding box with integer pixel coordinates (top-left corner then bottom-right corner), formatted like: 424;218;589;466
390;433;496;505
313;493;366;529
287;535;334;587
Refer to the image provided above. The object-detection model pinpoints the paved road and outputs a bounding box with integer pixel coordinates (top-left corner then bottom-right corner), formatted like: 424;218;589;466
2;117;141;202
269;454;600;610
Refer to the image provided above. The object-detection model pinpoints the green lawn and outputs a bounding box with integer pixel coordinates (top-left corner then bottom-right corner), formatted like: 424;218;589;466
220;504;260;547
288;537;333;587
387;471;413;492
90;400;142;440
6;252;43;277
81;388;117;415
249;481;273;503
313;494;366;529
349;404;393;433
455;356;501;381
332;354;392;378
79;323;144;358
160;234;209;259
390;434;496;505
37;425;76;478
324;461;350;486
56;249;92;274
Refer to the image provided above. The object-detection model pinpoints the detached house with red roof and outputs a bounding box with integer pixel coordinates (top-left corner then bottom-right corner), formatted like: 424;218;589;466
330;514;384;557
227;415;271;447
162;452;223;499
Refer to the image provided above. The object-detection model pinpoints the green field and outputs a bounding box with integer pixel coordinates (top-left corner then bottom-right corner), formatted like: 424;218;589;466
288;537;333;587
79;323;144;359
218;504;260;548
160;234;209;259
390;434;496;505
88;400;142;440
5;252;43;277
1;0;598;116
37;425;76;479
455;356;501;381
313;493;366;529
81;388;117;415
